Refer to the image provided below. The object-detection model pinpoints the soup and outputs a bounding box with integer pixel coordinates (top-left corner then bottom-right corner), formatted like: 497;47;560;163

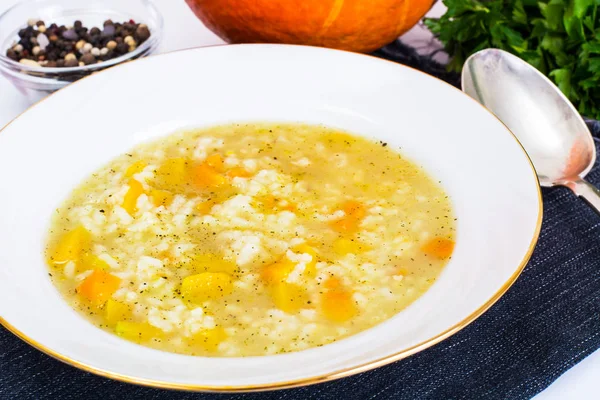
45;123;455;356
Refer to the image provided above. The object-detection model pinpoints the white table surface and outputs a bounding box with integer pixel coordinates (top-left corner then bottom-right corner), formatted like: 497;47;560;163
0;0;598;397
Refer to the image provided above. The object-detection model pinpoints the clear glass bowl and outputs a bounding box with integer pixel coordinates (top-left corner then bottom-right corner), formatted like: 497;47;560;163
0;0;163;102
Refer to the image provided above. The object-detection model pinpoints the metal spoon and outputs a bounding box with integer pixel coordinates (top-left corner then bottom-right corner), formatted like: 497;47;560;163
461;48;600;214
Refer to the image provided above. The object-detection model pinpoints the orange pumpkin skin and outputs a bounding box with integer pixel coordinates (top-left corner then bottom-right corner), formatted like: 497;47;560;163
185;0;434;53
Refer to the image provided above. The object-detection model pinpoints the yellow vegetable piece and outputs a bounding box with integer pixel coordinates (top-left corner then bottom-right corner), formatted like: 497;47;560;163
80;253;110;272
105;299;131;325
322;290;357;322
124;160;147;178
333;238;355;255
150;189;173;207
422;238;455;260
205;154;225;172
115;321;161;342
76;269;121;305
155;157;189;189
191;163;227;189
332;238;370;256
270;282;309;313
293;243;315;255
49;225;91;267
188;253;237;274
195;201;214;215
190;326;227;352
122;178;144;215
181;272;233;302
260;257;296;284
292;244;318;276
226;166;252;178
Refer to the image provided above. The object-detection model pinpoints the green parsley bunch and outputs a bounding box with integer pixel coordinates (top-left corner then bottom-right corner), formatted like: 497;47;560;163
425;0;600;118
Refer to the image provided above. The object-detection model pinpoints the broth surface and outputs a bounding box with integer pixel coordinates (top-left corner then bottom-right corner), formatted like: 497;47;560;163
46;123;455;356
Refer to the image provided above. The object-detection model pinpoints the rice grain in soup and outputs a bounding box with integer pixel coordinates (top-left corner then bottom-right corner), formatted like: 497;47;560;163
45;123;456;356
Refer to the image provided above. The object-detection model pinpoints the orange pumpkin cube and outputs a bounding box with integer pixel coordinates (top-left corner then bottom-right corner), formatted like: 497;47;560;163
323;276;342;290
260;257;296;284
342;200;366;219
330;216;359;233
77;269;121;304
330;200;366;233
321;289;357;323
226;166;252;178
205;154;225;172
191;163;227;189
421;238;455;259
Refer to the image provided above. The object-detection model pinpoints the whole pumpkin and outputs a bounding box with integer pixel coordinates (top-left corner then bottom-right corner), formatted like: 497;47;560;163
185;0;435;53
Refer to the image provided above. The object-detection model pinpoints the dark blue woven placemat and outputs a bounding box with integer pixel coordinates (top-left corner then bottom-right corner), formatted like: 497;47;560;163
2;41;600;400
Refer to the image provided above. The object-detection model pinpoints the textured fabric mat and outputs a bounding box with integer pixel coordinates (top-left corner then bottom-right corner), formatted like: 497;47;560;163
2;41;600;399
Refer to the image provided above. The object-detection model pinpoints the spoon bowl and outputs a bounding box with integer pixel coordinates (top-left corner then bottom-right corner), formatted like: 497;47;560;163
462;48;600;213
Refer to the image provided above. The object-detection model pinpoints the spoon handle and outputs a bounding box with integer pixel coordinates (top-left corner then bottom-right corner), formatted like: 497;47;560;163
566;179;600;215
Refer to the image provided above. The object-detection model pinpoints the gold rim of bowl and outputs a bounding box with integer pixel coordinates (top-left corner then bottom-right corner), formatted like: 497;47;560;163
0;43;544;392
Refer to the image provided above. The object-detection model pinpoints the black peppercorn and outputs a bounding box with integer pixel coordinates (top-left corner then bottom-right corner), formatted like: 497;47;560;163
64;58;78;67
46;51;58;61
80;53;96;65
89;35;101;46
6;49;18;60
115;42;129;55
135;25;150;42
